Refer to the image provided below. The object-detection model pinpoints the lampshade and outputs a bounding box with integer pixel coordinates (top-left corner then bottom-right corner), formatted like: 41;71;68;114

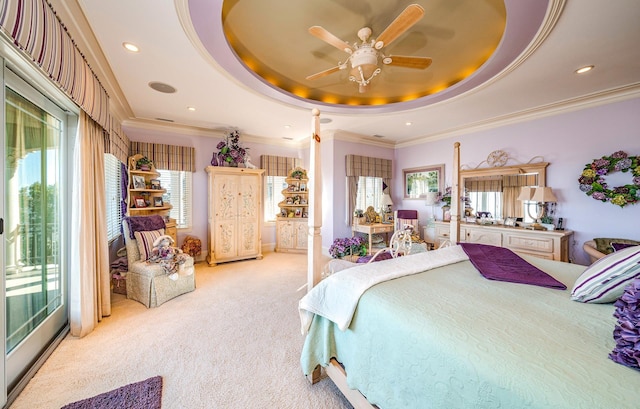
381;193;394;207
530;186;557;203
516;186;535;201
425;191;439;206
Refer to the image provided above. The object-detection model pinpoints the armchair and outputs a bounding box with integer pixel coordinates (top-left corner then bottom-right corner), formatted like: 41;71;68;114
123;217;195;307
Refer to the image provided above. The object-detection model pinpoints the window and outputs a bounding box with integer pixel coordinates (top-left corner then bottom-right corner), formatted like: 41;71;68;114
356;176;383;212
468;191;503;219
264;175;287;222
157;170;192;229
104;154;122;241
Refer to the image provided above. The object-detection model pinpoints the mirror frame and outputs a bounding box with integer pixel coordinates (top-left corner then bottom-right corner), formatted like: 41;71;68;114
460;162;549;219
460;162;549;187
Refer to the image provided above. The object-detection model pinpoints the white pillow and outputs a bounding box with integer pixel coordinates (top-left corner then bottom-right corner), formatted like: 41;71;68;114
571;246;640;303
133;229;165;261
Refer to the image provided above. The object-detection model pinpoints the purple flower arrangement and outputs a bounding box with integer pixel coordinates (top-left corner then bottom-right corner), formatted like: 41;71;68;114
609;278;640;371
329;236;368;258
214;130;248;166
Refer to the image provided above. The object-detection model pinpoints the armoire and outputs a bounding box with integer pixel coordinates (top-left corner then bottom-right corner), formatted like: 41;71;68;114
205;166;265;266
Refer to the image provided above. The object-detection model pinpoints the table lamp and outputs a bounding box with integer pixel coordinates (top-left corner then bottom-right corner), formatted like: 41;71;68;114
517;186;557;230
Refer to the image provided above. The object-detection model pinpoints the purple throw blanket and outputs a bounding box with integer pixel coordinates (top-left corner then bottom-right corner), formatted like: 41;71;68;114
459;243;567;290
125;215;166;238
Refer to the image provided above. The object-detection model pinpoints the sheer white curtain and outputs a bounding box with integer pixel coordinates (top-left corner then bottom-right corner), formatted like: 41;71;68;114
69;111;110;337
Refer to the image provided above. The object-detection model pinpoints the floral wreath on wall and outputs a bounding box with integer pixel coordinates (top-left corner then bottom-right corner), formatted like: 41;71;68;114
578;151;640;208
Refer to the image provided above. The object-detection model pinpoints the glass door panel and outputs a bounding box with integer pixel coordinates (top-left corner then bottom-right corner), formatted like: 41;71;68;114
4;82;67;389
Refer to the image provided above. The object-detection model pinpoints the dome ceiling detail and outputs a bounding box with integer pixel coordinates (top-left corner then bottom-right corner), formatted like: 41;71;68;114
188;0;550;114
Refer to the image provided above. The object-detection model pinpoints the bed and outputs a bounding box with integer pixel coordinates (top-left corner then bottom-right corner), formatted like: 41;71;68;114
299;137;640;408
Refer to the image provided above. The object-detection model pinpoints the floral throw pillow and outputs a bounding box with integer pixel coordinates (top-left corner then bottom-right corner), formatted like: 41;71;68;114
609;278;640;371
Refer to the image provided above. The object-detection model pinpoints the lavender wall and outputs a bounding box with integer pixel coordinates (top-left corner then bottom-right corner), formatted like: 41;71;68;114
394;97;640;265
123;127;303;259
322;136;395;248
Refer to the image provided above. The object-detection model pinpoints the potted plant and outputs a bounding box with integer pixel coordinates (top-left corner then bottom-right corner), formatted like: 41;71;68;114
540;215;555;230
136;156;153;171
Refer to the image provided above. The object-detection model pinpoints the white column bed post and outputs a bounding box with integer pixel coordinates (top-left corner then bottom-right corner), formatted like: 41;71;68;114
307;109;323;292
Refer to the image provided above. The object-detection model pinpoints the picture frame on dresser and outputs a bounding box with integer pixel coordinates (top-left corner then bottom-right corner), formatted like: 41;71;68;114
154;197;163;207
403;164;444;199
132;175;146;189
504;217;517;227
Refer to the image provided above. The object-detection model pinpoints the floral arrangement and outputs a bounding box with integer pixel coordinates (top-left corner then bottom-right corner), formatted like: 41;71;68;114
609;278;640;371
215;130;248;166
328;236;367;259
440;187;451;206
578;151;640;207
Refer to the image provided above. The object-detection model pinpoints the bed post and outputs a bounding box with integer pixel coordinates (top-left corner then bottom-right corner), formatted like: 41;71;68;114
450;142;461;243
307;109;323;292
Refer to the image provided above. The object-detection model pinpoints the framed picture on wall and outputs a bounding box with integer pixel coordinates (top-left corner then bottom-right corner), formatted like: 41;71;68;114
403;164;444;199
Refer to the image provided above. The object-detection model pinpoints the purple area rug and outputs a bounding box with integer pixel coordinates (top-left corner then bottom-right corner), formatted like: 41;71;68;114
61;376;162;409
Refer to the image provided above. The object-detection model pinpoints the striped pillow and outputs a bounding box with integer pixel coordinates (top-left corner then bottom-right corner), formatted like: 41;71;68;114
571;246;640;303
133;229;164;261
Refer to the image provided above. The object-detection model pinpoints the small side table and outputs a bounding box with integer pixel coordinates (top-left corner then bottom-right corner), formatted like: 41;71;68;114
352;222;394;254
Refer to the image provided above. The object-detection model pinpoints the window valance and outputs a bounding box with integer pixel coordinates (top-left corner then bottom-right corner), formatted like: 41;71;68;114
0;0;110;130
130;142;196;172
502;174;538;188
260;155;300;176
465;177;503;192
108;118;130;164
345;155;392;178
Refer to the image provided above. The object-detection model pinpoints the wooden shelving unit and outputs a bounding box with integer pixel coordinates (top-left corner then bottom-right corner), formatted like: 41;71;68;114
275;167;308;253
127;154;176;242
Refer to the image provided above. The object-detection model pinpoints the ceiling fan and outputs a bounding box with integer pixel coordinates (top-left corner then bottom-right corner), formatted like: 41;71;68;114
306;4;432;93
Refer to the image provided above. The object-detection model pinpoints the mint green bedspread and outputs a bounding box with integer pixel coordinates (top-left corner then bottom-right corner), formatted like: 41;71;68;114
301;256;640;408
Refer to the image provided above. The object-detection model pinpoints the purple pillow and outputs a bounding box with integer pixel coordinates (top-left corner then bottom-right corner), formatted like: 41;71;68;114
612;242;639;252
609;278;640;371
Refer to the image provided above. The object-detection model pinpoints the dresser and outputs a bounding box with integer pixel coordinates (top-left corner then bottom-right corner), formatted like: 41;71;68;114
433;221;573;262
205;166;265;266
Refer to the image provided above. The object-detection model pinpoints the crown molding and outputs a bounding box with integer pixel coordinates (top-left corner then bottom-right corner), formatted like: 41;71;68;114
397;84;640;149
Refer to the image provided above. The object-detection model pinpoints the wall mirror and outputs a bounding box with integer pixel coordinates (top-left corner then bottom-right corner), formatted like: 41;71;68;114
460;162;549;220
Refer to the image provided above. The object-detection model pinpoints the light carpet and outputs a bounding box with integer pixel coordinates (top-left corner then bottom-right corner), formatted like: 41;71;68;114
10;252;351;409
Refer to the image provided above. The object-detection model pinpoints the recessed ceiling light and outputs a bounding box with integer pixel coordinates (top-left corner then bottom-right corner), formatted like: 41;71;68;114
148;82;177;94
122;42;139;53
319;118;332;124
187;106;196;111
405;121;413;126
284;125;291;129
575;65;594;74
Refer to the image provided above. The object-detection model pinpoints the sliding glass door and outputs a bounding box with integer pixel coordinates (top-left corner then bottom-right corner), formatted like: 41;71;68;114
3;68;68;393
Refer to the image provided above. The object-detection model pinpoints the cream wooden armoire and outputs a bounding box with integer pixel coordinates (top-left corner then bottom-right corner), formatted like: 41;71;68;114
205;166;265;266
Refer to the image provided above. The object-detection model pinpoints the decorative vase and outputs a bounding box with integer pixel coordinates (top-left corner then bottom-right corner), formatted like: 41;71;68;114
210;152;218;166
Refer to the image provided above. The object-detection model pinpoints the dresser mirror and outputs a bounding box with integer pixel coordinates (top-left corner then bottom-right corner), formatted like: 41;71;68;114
460;162;549;220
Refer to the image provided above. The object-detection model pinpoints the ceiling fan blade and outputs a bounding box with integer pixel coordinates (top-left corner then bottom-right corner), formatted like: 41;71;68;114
309;26;353;53
306;65;342;80
374;4;425;50
383;55;432;69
